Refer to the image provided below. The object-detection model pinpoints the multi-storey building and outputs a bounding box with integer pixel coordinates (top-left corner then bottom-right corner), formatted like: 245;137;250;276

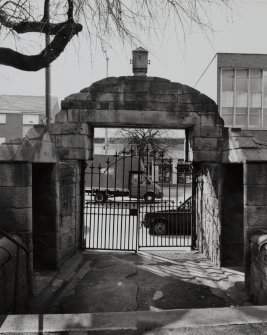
217;53;267;129
0;95;59;143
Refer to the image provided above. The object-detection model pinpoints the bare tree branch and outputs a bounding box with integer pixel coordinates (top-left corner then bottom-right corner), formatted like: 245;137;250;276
0;19;82;71
0;0;232;71
0;0;82;71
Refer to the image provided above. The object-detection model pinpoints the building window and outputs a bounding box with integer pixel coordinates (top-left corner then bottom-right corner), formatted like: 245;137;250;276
220;68;267;129
0;114;6;124
0;137;6;144
23;114;39;125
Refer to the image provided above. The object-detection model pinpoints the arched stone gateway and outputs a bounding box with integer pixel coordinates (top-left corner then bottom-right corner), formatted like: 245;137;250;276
49;69;225;267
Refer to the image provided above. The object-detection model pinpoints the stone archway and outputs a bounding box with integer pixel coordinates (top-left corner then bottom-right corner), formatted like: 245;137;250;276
50;71;225;266
52;75;224;163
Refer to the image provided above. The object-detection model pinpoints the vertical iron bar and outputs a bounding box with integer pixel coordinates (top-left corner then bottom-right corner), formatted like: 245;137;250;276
161;150;164;247
183;165;186;246
175;163;178;247
96;164;101;249
121;151;126;250
136;151;141;252
168;158;172;247
130;147;134;250
152;151;156;247
113;153;118;250
114;153;120;250
89;164;94;248
104;158;110;249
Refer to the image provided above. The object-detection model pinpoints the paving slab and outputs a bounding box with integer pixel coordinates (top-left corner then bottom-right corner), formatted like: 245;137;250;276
2;307;267;334
35;250;253;315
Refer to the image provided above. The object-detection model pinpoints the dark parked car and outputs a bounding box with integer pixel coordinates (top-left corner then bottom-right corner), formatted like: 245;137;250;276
142;197;192;235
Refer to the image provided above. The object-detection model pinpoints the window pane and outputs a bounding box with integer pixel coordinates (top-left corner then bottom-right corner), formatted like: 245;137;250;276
221;91;234;107
264;109;267;129
236;107;247;114
250;92;262;107
249;108;261;128
221;114;233;127
236;92;248;107
263;77;267;92
23;114;39;125
250;69;262;77
235;108;248;127
236;77;248;91
222;76;234;91
0;114;6;124
221;107;234;114
0;137;6;144
221;107;234;127
250;77;261;92
236;114;248;127
236;69;248;77
222;70;234;76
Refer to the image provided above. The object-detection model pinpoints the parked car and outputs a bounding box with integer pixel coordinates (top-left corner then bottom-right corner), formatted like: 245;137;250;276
142;197;192;235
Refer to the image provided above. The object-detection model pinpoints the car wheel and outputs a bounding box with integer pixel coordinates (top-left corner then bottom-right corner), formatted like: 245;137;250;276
154;221;166;235
95;191;106;203
144;192;155;204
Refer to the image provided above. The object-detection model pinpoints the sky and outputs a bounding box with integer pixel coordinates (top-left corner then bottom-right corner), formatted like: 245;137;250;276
0;0;267;137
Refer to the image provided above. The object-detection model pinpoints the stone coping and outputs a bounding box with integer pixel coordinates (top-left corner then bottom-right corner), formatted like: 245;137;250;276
1;306;267;333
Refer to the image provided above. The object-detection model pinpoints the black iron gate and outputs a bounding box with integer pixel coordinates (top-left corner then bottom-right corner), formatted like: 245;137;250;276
83;148;194;251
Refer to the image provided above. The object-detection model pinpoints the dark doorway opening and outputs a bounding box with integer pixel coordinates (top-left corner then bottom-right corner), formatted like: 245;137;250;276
32;163;58;269
221;164;244;269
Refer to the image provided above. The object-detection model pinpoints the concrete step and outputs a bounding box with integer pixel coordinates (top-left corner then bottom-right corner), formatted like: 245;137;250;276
1;306;267;334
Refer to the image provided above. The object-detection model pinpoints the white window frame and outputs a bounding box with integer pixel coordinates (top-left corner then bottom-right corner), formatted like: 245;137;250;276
0;114;7;124
220;68;267;130
22;114;39;125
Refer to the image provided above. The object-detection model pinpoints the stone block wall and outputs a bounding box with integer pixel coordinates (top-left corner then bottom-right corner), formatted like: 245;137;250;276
249;234;267;304
244;163;267;287
0;162;32;249
195;163;221;266
50;121;92;161
58;160;83;262
0;235;28;313
32;161;83;269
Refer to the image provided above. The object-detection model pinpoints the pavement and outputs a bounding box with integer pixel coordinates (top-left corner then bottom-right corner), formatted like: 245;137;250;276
2;250;266;334
31;250;250;314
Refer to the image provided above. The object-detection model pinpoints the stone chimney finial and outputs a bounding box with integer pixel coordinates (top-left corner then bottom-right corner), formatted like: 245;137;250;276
131;47;149;76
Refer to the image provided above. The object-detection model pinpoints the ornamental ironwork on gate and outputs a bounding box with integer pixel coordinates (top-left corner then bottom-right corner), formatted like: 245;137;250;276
83;148;195;251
